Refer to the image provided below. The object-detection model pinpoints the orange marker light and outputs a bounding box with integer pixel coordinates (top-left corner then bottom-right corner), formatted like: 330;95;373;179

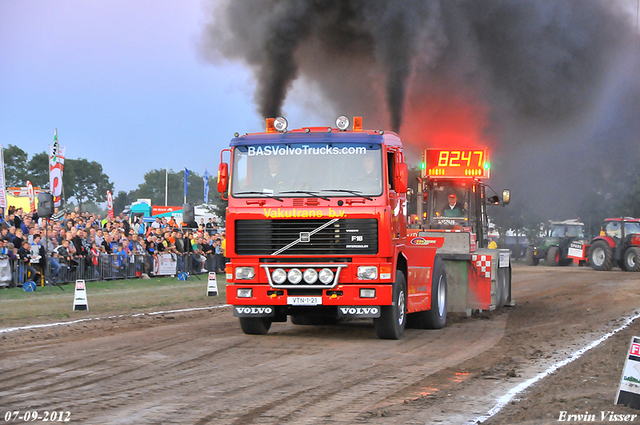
353;116;363;131
266;118;276;133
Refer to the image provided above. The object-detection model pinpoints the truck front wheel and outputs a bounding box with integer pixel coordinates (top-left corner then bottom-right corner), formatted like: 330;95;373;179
589;241;613;271
374;271;407;339
239;317;272;335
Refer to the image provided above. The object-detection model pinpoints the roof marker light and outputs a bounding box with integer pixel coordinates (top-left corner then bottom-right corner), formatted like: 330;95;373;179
266;118;276;133
336;116;349;131
353;116;363;131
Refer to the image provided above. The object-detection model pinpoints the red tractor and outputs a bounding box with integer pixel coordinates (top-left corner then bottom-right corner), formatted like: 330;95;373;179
568;218;640;271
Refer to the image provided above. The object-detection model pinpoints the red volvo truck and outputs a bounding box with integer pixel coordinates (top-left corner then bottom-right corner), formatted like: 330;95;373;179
217;117;508;339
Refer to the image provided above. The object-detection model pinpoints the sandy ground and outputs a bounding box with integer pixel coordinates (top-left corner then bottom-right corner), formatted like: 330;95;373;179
2;265;640;424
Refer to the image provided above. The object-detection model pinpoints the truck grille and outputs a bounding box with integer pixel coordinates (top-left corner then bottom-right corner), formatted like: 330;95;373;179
235;219;378;256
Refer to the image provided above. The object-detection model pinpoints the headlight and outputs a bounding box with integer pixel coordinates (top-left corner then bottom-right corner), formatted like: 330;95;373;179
237;288;252;298
274;116;288;132
336;115;349;131
319;268;334;285
303;268;318;284
288;268;303;284
357;266;377;280
235;267;255;280
272;268;287;284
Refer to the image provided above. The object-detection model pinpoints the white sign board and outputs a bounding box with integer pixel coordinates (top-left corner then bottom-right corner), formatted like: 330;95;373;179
615;336;640;409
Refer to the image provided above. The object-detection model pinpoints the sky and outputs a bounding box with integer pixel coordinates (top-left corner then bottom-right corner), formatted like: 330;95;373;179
0;0;324;194
2;0;639;222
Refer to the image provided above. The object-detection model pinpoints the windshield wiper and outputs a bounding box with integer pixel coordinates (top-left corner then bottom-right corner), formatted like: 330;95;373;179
320;189;373;201
279;190;331;201
234;191;284;202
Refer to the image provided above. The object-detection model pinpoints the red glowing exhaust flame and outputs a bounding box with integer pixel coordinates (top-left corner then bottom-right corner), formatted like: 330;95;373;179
399;90;494;154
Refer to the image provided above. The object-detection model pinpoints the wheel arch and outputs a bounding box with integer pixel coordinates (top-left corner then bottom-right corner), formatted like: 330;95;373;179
592;236;616;248
396;252;408;283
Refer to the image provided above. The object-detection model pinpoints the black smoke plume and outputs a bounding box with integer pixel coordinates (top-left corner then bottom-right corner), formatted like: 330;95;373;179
201;0;640;221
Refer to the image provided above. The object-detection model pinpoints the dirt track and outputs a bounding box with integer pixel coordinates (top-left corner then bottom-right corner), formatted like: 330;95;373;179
2;265;640;424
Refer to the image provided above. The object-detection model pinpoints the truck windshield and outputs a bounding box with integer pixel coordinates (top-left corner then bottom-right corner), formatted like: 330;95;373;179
428;181;471;227
231;143;383;197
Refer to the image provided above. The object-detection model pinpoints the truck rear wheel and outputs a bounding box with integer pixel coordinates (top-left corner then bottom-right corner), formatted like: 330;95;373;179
589;241;613;271
525;247;539;266
374;271;407;339
407;257;447;329
622;247;640;272
497;266;511;308
546;246;561;266
239;317;272;335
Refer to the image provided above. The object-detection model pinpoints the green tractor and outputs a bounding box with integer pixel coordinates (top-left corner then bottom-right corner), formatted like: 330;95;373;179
525;219;587;266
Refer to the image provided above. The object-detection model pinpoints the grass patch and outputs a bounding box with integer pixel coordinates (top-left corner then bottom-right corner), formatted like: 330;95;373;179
0;274;228;326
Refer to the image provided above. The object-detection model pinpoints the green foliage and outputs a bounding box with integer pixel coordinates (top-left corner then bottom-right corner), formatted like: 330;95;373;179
62;158;114;211
113;190;134;215
26;151;49;188
3;144;28;187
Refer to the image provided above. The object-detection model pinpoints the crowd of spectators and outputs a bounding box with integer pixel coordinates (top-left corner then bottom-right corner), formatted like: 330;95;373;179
0;205;227;288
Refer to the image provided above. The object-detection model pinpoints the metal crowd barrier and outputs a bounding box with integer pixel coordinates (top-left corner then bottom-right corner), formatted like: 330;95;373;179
3;252;224;288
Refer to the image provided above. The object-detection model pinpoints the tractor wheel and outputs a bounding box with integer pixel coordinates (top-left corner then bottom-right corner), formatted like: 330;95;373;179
546;246;561;266
374;271;407;339
622;247;640;272
589;241;614;271
525;247;539;266
407;257;447;329
239;317;272;335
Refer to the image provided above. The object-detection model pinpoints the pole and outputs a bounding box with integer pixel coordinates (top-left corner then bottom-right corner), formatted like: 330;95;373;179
165;166;168;207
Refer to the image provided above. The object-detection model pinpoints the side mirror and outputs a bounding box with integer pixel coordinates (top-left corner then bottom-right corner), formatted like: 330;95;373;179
502;189;511;205
217;162;228;194
394;163;408;193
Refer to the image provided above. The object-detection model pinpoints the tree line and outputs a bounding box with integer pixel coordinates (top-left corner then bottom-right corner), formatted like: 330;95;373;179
3;145;227;219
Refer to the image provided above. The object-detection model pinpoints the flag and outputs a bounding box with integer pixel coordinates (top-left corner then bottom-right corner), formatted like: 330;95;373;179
0;145;7;210
49;129;66;207
184;167;190;199
203;169;210;202
26;181;35;213
107;190;114;218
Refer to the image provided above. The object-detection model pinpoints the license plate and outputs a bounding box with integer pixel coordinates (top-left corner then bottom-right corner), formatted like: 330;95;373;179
287;296;322;306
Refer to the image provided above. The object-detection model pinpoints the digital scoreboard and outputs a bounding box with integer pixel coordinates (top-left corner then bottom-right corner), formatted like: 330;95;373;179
422;148;490;178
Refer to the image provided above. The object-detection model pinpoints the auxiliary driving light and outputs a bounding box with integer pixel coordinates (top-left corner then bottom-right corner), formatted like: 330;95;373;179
237;288;252;298
360;288;376;298
336;116;350;131
319;268;334;285
235;267;255;280
272;268;287;284
303;268;318;284
274;116;288;132
357;266;377;280
288;268;303;284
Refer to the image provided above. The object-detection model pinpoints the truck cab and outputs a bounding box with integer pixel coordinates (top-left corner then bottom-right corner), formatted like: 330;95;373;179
218;117;449;339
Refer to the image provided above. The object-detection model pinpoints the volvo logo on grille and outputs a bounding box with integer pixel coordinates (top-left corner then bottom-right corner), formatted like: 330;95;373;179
300;232;310;242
